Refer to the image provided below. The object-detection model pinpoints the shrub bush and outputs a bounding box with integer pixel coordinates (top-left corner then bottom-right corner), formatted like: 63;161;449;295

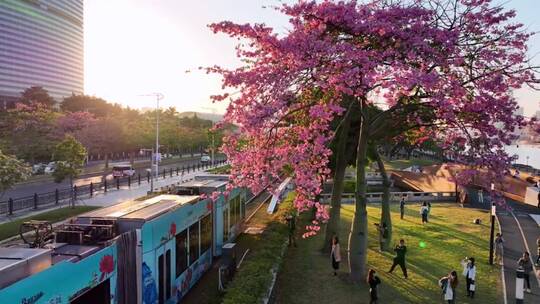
222;192;295;304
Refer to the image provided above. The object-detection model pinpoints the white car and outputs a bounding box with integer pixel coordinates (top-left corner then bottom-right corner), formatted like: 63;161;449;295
200;155;211;164
112;164;136;177
44;162;56;174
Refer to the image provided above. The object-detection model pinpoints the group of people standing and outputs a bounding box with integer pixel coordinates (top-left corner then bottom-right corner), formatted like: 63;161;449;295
438;257;477;303
398;196;432;224
494;233;540;294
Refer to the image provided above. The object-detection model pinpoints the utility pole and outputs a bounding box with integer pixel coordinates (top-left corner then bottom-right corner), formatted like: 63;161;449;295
201;106;218;167
140;93;164;190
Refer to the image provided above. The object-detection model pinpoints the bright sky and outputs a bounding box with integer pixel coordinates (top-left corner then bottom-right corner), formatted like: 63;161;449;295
84;0;540;116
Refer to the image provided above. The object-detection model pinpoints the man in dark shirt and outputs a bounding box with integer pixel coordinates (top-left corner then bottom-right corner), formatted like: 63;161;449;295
285;213;296;247
400;197;406;219
388;239;408;278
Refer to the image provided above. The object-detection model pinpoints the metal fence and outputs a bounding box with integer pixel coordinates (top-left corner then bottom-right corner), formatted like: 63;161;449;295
0;159;228;216
320;191;456;204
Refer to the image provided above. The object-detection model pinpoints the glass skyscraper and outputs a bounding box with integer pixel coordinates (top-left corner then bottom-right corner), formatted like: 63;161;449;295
0;0;83;108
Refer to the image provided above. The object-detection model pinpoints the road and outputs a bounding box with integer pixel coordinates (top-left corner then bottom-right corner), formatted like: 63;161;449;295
3;155;219;199
497;199;540;303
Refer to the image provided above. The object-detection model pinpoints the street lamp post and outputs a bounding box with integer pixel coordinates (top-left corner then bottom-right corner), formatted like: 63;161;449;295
140;148;154;192
140;93;164;191
201;107;217;167
489;201;496;265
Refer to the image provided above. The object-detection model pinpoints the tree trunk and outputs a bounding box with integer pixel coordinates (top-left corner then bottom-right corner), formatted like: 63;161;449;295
322;109;352;252
374;149;392;251
348;104;369;282
70;176;74;208
104;153;109;169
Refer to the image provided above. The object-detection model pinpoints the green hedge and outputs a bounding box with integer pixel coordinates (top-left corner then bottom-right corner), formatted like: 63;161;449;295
222;192;295;304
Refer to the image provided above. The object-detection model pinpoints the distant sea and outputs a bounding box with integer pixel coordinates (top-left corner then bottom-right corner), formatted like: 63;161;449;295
504;144;540;169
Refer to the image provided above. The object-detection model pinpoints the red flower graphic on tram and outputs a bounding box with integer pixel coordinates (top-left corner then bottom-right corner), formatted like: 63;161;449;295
206;201;213;212
99;255;115;281
170;222;177;236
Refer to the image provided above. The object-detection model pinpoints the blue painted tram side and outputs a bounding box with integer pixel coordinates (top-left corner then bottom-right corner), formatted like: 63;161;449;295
0;175;247;304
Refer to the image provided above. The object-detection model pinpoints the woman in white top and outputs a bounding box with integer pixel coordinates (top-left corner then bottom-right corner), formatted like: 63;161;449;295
461;257;476;298
439;271;459;304
331;236;341;276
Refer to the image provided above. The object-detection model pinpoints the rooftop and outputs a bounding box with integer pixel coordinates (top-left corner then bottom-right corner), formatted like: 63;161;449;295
78;194;199;221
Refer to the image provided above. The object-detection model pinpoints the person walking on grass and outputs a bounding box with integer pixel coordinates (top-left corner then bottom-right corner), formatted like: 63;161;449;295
494;233;505;266
478;188;484;204
367;269;381;304
400;196;406;219
536;237;540;266
331;236;341;276
420;202;429;225
285;212;297;247
461;257;476;298
376;223;388;252
439;271;459;304
518;252;533;293
388;239;408;278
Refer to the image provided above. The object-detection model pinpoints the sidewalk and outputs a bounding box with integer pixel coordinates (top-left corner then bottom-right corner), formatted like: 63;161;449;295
0;163;226;224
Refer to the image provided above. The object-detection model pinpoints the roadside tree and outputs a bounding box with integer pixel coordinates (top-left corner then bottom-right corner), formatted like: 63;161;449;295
19;86;55;108
0;150;31;199
52;136;87;207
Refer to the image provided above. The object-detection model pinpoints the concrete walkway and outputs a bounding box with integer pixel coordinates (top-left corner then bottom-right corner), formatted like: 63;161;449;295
497;200;540;304
0;163;227;224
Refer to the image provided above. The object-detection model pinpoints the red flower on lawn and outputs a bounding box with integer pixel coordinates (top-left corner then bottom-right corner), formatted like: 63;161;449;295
170;222;177;236
99;255;115;281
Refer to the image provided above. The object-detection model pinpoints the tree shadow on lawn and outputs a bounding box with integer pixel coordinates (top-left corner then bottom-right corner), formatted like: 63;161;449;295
392;204;491;249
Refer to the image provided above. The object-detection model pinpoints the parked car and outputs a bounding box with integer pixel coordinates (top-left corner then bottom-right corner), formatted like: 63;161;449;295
112;164;136;178
32;163;46;175
44;162;56;174
200;155;211;164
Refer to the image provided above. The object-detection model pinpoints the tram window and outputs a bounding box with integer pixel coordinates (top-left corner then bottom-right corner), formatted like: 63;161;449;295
189;221;200;265
223;207;229;242
230;198;235;227
175;230;188;277
231;196;239;225
231;197;236;226
200;214;212;254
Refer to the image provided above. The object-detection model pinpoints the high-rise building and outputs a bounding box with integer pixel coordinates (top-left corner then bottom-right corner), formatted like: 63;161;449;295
0;0;83;108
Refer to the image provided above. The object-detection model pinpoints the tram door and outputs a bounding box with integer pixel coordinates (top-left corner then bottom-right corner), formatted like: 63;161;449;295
157;243;173;304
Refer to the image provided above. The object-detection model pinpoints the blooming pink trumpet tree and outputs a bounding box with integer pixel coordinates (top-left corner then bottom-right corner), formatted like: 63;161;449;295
208;0;538;279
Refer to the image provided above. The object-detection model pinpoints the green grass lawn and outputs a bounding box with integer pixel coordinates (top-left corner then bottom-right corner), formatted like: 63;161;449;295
274;203;501;304
0;206;99;241
383;158;440;171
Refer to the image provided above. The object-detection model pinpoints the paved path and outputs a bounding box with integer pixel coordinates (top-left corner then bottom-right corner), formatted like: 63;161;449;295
465;194;540;303
497;200;540;303
0;163;227;224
